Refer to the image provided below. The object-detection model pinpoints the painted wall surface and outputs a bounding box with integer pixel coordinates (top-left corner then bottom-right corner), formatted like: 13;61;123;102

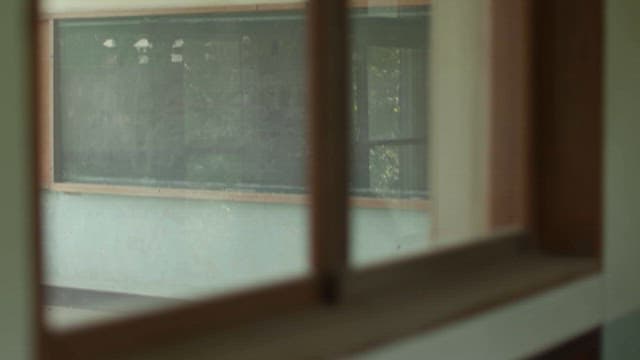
0;0;33;358
604;309;640;360
43;191;430;298
42;192;311;298
602;0;640;322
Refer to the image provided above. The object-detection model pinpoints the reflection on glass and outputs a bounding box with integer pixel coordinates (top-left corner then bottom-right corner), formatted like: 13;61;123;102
349;4;430;267
43;6;310;329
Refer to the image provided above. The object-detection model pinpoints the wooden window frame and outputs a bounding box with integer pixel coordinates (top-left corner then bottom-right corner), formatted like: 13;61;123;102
37;1;432;212
31;0;603;358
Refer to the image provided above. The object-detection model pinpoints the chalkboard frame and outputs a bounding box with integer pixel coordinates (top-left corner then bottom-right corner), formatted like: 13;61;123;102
38;2;431;210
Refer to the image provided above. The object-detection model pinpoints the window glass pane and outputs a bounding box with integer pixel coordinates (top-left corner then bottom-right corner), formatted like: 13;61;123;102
349;3;431;267
42;4;310;330
349;1;525;268
350;7;428;199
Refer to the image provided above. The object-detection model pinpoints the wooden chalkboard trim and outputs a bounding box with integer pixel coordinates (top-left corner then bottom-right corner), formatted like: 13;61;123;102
39;0;430;20
353;195;430;211
37;19;53;188
47;182;430;211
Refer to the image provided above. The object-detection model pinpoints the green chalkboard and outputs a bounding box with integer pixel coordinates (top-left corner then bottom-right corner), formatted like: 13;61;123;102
54;7;428;197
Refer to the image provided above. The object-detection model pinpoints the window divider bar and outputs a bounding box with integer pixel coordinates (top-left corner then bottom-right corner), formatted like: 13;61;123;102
487;0;532;232
308;0;351;303
531;0;603;257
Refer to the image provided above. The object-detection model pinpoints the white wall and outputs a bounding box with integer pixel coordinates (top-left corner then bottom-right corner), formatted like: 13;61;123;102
43;191;428;299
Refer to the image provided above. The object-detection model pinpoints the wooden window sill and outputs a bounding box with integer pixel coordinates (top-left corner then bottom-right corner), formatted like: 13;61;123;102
48;233;599;359
44;182;430;211
123;258;598;359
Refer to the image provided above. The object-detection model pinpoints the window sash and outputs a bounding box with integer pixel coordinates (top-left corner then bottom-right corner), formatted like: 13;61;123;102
33;0;603;358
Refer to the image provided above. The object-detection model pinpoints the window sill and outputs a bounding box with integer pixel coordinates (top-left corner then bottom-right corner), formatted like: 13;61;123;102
49;235;599;359
44;182;430;211
146;256;598;359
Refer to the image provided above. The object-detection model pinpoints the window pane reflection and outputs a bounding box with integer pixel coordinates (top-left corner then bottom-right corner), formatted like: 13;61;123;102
349;3;430;267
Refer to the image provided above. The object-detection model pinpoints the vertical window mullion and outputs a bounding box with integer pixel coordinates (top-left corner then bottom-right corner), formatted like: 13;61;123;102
308;0;350;302
354;41;370;192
